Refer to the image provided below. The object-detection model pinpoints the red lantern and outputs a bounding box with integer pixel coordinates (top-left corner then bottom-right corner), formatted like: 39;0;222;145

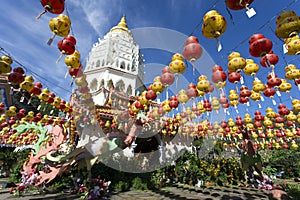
145;89;157;100
169;96;179;109
239;96;249;104
249;34;273;57
8;71;24;85
37;0;65;19
69;67;83;78
235;116;244;126
260;51;279;67
263;86;276;97
228;71;241;84
267;74;282;88
239;86;251;97
225;0;254;10
30;82;42;95
58;36;76;55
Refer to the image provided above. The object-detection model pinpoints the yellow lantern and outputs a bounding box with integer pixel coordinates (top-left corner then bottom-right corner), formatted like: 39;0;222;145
20;76;34;92
202;10;227;51
278;79;292;93
227;52;246;72
250;91;261;101
177;89;189;105
197;75;210;92
228;90;238;101
292;99;300;112
65;53;81;69
252;79;265;93
151;79;164;95
0;56;12;74
265;107;276;119
38;88;50;102
276;10;300;38
162;100;171;113
211;97;220;110
285;64;300;80
169;53;186;85
48;14;71;45
243;59;260;76
284;35;300;55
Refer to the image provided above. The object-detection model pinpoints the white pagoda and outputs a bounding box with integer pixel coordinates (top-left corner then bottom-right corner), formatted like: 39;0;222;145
84;16;145;106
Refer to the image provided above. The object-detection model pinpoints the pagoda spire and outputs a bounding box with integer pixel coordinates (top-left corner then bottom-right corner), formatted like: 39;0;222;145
109;15;129;33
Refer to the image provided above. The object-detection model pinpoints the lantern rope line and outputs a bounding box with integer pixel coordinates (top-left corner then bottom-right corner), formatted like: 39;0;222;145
0;45;73;95
65;3;75;37
215;0;298;66
267;25;289;67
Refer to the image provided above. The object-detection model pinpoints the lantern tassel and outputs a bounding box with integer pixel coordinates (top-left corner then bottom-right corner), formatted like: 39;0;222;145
298;84;300;91
47;34;56;46
258;103;262;108
272;99;276;105
276;90;281;97
65;69;69;79
216;39;222;52
191;62;195;75
36;10;47;19
245;4;256;18
56;53;64;63
175;75;178;88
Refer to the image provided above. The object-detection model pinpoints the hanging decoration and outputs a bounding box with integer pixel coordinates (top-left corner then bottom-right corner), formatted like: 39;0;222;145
183;36;203;74
284;35;300;55
202;10;227;52
57;35;76;62
212;65;227;93
0;55;13;74
169;53;186;87
285;64;300;90
48;14;71;45
243;59;260;78
249;33;273;57
275;10;300;39
225;0;256;18
260;51;279;68
37;0;65;19
160;66;174;99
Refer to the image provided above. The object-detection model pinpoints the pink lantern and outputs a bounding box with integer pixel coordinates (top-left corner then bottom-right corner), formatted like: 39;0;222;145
183;36;203;74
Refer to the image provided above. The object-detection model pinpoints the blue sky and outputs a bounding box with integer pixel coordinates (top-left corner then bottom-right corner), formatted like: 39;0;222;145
0;0;299;121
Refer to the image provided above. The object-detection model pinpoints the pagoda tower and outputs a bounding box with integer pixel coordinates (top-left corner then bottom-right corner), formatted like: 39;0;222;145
84;16;145;106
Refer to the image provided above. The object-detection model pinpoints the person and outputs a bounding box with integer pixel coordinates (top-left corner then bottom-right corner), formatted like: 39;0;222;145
239;126;264;183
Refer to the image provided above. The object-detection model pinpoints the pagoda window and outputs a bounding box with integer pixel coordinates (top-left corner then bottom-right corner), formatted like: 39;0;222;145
100;79;105;87
132;65;136;72
126;85;132;96
107;79;114;89
115;80;125;93
96;60;100;68
101;59;105;66
120;61;125;69
90;78;98;91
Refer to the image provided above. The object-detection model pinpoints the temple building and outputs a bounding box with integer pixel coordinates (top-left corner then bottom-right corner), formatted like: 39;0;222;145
84;16;145;106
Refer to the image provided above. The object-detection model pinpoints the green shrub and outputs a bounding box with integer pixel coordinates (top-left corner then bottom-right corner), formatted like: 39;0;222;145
287;184;300;199
114;181;130;192
131;177;148;190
